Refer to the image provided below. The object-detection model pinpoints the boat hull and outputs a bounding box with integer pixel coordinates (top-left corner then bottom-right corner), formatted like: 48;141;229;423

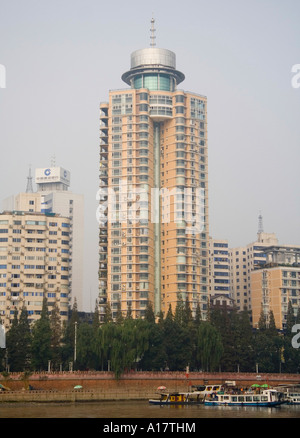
149;399;202;405
204;401;284;407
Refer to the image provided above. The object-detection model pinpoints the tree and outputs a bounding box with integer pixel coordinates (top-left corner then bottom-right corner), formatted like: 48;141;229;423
61;299;79;368
194;303;202;327
174;295;184;326
77;323;96;370
100;320;116;371
92;302;100;330
162;304;191;371
195;321;223;371
18;305;32;370
50;302;62;370
283;301;300;373
139;319;166;371
31;297;52;370
115;301;124;325
103;301;113;324
254;309;282;373
209;303;236;371
6;309;19;371
183;297;193;326
233;308;255;372
258;307;267;330
144;302;155;324
6;306;32;372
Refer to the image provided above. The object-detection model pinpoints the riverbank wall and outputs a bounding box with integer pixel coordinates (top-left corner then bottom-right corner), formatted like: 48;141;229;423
0;371;299;402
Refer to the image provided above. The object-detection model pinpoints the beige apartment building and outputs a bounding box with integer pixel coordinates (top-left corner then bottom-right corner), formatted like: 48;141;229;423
251;245;300;329
99;40;209;320
0;211;70;328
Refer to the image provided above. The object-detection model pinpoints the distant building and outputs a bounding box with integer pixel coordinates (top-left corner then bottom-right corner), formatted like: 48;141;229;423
0;211;70;328
209;238;230;297
210;293;235;308
251;244;300;330
229;232;278;312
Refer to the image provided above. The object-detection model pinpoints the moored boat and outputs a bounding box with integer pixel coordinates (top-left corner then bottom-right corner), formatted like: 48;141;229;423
191;384;224;396
149;383;227;405
275;385;300;405
204;388;284;407
149;391;205;405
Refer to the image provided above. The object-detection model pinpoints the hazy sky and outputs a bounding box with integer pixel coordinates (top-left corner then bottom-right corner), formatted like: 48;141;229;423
0;0;299;310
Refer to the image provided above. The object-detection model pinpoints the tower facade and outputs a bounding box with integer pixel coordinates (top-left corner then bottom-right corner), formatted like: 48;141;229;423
99;38;209;320
35;167;84;310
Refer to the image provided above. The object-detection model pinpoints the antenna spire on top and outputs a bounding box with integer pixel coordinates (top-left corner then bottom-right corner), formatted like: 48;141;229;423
26;164;34;193
258;211;264;234
51;154;56;167
150;17;156;47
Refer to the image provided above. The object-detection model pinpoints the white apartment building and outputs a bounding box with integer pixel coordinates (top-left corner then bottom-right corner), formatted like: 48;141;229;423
209;237;230;297
0;211;70;328
2;166;84;310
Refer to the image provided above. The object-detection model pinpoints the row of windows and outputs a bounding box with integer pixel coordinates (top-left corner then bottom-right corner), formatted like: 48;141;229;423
0;220;66;228
0;292;68;298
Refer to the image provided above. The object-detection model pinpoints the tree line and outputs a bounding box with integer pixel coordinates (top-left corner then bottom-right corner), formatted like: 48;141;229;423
1;297;299;378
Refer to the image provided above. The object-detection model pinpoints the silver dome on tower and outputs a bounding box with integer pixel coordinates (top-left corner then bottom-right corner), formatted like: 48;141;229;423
121;18;185;91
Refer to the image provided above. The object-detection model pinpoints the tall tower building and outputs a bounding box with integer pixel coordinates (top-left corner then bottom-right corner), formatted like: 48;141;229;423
99;23;209;320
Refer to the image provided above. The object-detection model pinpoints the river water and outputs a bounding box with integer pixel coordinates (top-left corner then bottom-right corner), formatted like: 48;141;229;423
0;400;300;418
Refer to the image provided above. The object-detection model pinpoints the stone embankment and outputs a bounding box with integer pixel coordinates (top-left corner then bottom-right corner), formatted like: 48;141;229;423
0;371;299;403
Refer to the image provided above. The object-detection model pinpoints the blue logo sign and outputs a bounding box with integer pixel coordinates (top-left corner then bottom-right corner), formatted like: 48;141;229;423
44;168;51;176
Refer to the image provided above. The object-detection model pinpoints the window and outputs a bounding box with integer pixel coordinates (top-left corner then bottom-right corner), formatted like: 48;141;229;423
175;95;185;103
176;106;184;114
139;92;148;101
